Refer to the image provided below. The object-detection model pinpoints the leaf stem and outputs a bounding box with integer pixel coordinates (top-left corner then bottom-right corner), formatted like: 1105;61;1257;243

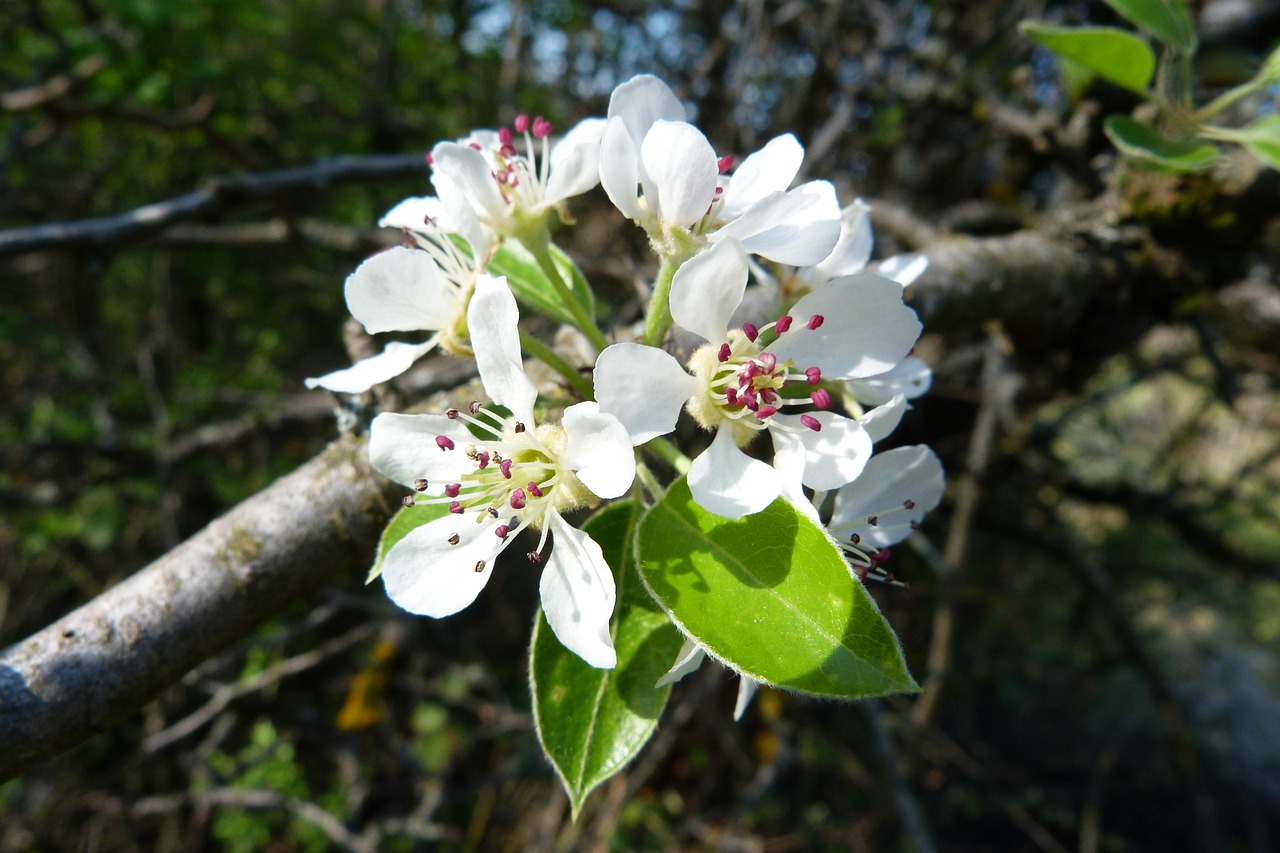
519;330;595;400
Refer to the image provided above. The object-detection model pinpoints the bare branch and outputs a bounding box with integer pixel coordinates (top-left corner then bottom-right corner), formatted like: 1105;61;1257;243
0;434;401;782
0;153;428;259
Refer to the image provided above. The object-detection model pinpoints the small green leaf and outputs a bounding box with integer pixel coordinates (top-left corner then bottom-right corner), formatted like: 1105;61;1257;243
1104;114;1219;172
1238;114;1280;170
531;502;683;818
1020;22;1156;94
1103;0;1197;53
489;240;596;328
635;478;918;699
368;501;451;583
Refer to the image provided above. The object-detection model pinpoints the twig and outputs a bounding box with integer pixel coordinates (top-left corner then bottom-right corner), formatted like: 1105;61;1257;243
0;153;429;259
863;702;937;853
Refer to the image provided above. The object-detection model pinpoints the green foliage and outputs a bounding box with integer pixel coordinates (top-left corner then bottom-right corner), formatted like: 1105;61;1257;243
636;478;918;699
1104;115;1220;172
1102;0;1197;52
1019;23;1155;94
490;240;598;329
531;502;684;816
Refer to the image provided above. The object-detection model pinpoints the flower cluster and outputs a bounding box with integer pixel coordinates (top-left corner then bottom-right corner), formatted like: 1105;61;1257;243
309;74;944;689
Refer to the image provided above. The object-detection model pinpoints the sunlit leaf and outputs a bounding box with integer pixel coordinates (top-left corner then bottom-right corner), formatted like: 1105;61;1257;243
1104;115;1219;172
1020;22;1156;94
1103;0;1197;53
368;501;452;583
531;502;683;818
489;240;596;328
635;478;918;699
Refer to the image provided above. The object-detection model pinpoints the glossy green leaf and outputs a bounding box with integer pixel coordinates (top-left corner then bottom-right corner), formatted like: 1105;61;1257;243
635;478;918;699
489;240;596;328
531;502;683;818
1103;0;1197;53
1239;114;1280;171
367;500;451;583
1020;22;1156;94
1104;115;1219;172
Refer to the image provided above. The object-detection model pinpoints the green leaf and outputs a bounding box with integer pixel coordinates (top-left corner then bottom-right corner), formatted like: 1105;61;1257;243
488;240;596;328
635;478;918;699
1020;22;1156;94
368;501;451;583
1238;114;1280;171
531;502;683;818
1104;115;1219;172
1103;0;1197;53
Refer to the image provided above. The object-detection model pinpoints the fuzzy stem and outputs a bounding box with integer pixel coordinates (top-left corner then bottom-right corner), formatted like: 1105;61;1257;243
641;257;681;348
643;436;691;476
522;237;610;352
518;330;594;400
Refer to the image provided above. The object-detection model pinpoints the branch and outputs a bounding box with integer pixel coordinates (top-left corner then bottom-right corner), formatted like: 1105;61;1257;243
0;433;401;782
0;153;429;259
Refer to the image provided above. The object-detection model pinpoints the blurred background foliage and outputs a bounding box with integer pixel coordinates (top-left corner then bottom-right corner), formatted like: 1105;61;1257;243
2;0;1280;850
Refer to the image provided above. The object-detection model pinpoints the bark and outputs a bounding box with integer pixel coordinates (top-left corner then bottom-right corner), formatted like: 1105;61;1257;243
0;434;401;782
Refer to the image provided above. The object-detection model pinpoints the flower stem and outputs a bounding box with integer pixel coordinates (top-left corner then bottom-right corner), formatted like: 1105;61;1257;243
519;330;595;400
641;257;680;348
643;436;691;476
634;459;664;504
523;238;611;353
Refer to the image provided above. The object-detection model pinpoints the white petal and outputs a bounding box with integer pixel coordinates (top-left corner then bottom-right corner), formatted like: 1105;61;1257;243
768;271;921;379
857;394;909;444
733;675;760;721
830;446;945;548
849;357;932;407
655;636;706;687
768;432;822;522
540;513;618;669
431;142;511;230
431;171;493;260
560;402;636;499
544;118;604;206
368;412;474;490
598;117;644;220
713;181;841;266
304;339;438;394
719;134;804;220
594;343;698;445
469;275;537;425
382;513;502;617
876;253;929;286
688;428;780;519
812;199;873;281
607;74;686;141
669;238;748;344
378;196;450;232
344;247;454;334
771;412;872;491
640;120;719;227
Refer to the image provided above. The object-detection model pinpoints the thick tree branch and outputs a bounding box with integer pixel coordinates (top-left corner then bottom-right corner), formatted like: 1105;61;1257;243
0;434;401;782
0;153;428;259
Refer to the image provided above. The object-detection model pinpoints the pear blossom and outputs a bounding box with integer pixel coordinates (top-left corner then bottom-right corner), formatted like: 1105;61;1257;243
594;237;922;518
369;276;635;668
826;445;945;582
429;114;604;248
598;74;841;265
304;233;479;393
656;636;761;721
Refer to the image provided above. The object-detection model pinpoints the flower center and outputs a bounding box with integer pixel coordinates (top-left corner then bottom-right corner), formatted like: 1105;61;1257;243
406;400;570;562
687;313;832;444
491;113;554;211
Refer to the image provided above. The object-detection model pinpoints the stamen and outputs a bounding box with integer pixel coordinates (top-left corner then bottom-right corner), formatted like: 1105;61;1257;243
436;435;455;451
514;114;529;133
774;315;793;334
807;314;825;330
500;459;513;479
743;322;759;342
514;422;526;433
532;116;552;138
510;488;527;510
446;408;459;419
469;401;482;415
527;551;543;564
805;367;821;384
718;343;732;362
757;405;778;420
413;478;429;492
867;516;878;526
527;481;544;498
904;500;916;510
800;414;821;431
476;451;490;469
449;501;464;514
445;483;461;498
717;155;734;173
811;389;832;409
474;560;486;573
402;496;415;507
758;352;776;372
495;525;509;540
447;533;460;545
